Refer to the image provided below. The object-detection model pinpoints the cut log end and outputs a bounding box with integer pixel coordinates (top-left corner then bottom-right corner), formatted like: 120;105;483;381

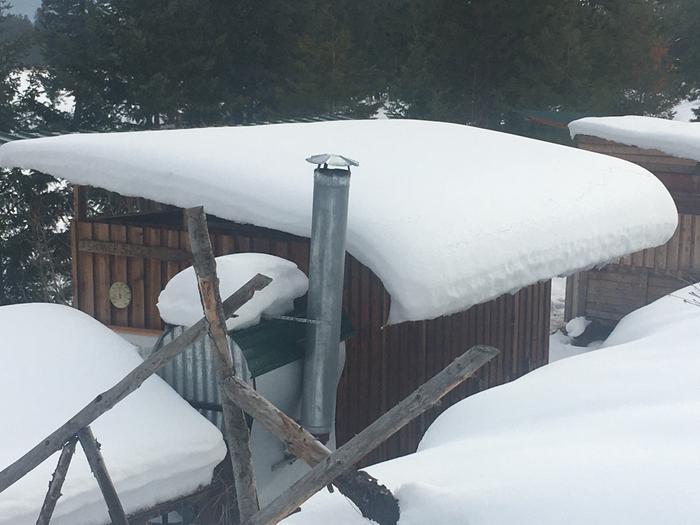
335;470;400;525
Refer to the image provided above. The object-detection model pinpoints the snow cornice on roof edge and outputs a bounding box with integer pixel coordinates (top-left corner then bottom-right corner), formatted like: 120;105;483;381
0;119;679;324
569;115;700;163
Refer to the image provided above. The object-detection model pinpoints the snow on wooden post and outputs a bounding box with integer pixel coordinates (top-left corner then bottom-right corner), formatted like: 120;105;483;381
220;374;399;524
242;345;499;525
77;426;129;525
185;206;260;521
0;275;271;495
36;437;78;525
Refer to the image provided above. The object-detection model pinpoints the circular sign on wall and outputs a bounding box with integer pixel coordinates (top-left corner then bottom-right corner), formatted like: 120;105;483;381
109;281;132;309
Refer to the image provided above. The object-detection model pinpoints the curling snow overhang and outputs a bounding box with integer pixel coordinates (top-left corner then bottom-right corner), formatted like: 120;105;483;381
0;119;678;323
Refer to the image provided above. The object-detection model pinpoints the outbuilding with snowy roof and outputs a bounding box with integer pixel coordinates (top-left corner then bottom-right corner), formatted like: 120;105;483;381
0;119;676;482
567;115;699;326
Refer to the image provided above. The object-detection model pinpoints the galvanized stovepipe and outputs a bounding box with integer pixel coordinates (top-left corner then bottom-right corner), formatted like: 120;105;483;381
301;153;358;439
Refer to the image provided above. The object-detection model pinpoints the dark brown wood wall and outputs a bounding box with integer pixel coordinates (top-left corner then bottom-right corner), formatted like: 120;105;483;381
73;218;550;464
566;136;700;325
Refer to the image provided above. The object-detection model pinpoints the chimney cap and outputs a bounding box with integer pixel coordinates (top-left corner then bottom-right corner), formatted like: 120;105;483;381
306;153;359;168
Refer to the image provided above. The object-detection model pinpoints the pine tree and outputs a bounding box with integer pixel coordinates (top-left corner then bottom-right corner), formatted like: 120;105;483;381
0;1;72;305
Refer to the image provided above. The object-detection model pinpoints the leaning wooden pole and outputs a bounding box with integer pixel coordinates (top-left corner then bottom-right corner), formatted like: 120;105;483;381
0;275;271;494
220;375;399;524
185;206;260;521
77;427;129;525
36;437;77;525
243;345;499;525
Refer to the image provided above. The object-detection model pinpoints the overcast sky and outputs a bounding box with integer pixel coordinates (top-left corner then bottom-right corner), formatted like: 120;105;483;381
7;0;41;19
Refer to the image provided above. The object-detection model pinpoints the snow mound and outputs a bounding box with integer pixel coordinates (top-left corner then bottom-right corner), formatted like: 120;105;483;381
570;115;700;162
157;252;308;329
564;316;590;338
0;303;227;525
0;119;678;323
282;284;700;525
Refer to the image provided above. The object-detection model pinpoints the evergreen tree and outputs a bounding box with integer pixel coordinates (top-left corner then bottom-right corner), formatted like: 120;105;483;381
0;1;72;305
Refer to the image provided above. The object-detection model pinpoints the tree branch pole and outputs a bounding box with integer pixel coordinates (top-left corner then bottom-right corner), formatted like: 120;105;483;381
36;437;77;525
0;274;272;494
242;345;499;525
220;375;399;524
185;206;260;521
77;426;129;525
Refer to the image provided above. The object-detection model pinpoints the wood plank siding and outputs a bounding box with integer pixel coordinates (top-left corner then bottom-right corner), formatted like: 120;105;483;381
565;135;700;325
73;218;550;464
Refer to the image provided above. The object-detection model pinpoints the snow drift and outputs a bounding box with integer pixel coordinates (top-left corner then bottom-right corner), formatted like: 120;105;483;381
283;284;700;524
157;252;308;329
570;115;700;162
0;119;678;323
0;304;227;525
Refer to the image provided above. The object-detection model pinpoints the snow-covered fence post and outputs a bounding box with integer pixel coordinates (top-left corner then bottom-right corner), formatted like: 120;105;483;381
36;437;78;525
242;345;499;525
77;426;128;525
0;275;271;495
185;206;260;521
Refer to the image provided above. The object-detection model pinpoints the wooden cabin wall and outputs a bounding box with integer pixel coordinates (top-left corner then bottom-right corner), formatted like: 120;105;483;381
73;218;550;465
565;136;700;325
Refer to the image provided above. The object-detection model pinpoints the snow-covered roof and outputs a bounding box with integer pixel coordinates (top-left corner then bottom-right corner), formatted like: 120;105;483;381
0;120;678;323
0;304;226;525
158;253;308;329
283;284;700;525
569;115;700;162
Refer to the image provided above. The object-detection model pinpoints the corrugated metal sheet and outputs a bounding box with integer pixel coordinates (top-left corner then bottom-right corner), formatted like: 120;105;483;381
154;326;226;429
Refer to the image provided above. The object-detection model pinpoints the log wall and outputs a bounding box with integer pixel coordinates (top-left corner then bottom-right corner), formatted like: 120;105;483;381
73;218;550;465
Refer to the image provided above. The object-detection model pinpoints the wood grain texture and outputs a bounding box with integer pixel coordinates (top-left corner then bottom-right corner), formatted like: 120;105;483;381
77;427;128;525
36;437;77;525
185;206;259;521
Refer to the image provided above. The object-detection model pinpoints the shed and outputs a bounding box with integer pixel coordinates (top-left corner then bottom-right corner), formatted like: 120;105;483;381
0;119;676;468
567;116;700;326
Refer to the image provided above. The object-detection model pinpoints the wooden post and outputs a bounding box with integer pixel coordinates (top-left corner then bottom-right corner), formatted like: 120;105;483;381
36;437;78;525
72;185;88;221
77;427;129;525
243;345;499;525
185;206;260;520
0;275;271;494
220;375;399;524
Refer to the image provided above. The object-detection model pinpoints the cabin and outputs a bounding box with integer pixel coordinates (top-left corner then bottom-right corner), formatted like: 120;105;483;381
566;116;700;327
0;119;676;501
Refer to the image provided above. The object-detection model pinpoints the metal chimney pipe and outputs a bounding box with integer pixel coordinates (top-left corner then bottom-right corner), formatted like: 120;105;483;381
302;153;358;438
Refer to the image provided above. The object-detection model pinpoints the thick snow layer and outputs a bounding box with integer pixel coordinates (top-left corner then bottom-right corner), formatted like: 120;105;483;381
283;284;700;524
0;304;227;525
157;252;308;329
570;115;700;162
0;120;678;323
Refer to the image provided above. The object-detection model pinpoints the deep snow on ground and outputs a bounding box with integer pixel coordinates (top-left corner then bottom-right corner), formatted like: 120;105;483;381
158;252;308;330
283;284;700;525
0;119;677;324
0;304;226;525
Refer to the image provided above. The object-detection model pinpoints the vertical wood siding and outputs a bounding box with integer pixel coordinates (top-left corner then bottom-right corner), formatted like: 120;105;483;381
73;219;550;464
